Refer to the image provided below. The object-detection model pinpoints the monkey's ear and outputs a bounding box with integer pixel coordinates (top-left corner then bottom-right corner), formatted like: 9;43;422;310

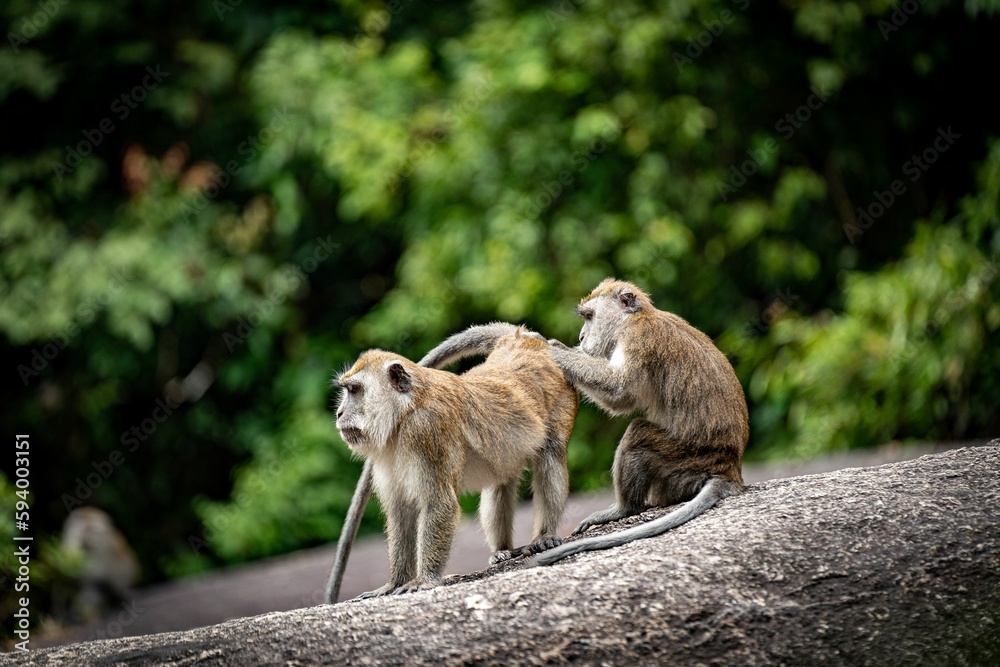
387;362;412;393
619;289;640;313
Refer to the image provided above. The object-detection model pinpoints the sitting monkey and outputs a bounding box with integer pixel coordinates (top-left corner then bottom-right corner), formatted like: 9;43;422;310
532;278;748;565
61;507;140;619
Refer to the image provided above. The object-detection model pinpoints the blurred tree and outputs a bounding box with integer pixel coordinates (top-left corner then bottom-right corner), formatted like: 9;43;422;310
0;0;408;591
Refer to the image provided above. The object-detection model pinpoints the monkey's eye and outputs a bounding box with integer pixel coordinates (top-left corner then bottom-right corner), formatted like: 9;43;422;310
581;311;593;321
344;384;361;395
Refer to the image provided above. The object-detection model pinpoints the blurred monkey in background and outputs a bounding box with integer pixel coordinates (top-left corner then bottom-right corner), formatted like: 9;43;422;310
61;507;140;619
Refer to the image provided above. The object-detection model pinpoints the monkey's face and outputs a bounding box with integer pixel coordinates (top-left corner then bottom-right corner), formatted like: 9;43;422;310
575;297;621;358
62;507;139;585
63;507;114;551
577;281;645;358
336;352;415;454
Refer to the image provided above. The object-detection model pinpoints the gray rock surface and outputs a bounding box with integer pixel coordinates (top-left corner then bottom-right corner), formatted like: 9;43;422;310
33;438;990;649
7;443;999;666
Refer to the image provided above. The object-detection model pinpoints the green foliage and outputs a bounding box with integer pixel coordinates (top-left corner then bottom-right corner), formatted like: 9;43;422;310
1;0;998;627
179;367;367;573
724;145;1000;459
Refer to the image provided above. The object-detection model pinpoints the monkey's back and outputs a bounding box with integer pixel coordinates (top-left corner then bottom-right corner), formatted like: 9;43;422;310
455;333;578;479
637;310;748;459
467;333;576;414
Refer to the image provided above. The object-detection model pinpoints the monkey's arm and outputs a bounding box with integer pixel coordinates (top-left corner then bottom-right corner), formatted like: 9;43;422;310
355;487;420;600
548;346;638;414
385;495;420;590
394;487;460;594
325;460;373;603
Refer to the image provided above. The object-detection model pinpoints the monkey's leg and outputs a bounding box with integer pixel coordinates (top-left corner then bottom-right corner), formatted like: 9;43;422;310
492;431;572;562
525;435;569;552
74;582;105;621
573;419;666;535
392;490;460;595
481;480;518;564
355;498;418;600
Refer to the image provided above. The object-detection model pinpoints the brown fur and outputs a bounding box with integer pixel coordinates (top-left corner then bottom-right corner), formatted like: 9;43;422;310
532;278;748;565
335;327;578;597
609;292;747;485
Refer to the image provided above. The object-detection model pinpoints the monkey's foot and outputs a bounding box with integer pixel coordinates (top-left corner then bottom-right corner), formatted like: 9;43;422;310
489;549;517;565
353;583;397;600
525;535;563;555
489;536;564;564
391;577;440;595
572;506;632;535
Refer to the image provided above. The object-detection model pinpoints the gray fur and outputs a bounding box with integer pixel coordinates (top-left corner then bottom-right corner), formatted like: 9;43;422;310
324;460;373;603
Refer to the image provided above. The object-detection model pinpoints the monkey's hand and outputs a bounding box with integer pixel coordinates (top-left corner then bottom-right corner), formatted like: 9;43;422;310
391;576;440;595
520;331;570;349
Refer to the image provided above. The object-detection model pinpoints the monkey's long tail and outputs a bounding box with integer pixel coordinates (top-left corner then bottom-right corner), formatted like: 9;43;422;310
417;322;522;369
325;459;374;603
529;477;737;567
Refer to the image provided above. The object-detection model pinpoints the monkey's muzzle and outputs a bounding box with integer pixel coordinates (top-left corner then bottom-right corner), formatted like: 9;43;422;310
339;427;364;445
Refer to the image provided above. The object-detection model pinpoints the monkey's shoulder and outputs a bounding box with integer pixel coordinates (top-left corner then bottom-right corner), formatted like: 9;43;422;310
634;311;721;359
386;410;464;467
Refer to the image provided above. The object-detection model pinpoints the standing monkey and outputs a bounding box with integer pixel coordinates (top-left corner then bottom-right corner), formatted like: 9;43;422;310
327;324;577;600
531;278;748;566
